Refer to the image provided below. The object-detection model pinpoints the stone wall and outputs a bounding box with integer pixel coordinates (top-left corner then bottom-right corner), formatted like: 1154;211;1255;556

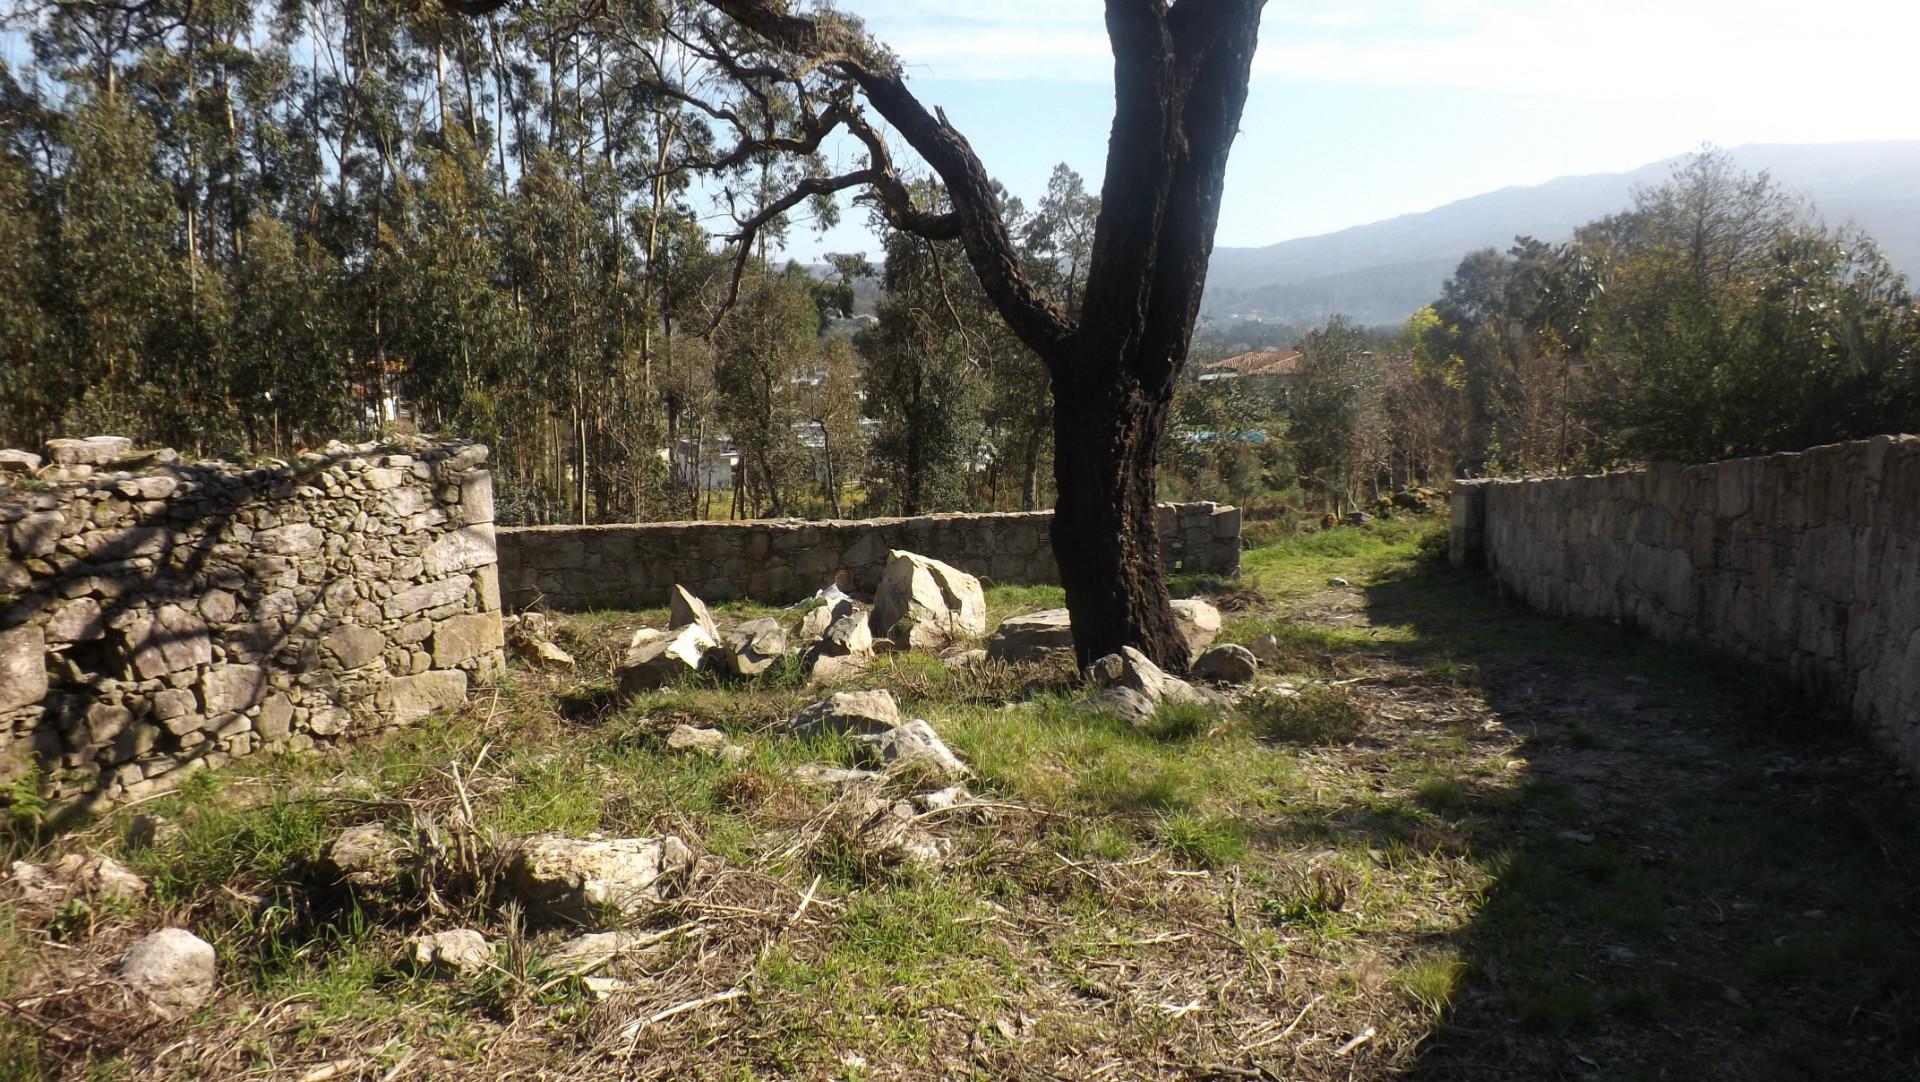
498;502;1241;611
1449;435;1920;772
0;437;503;806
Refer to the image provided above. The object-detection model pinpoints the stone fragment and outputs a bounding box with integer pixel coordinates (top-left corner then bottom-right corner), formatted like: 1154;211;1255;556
380;670;468;725
815;611;872;657
45;436;133;466
804;652;871;685
1077;686;1157;725
668;584;721;642
0;449;41;473
718;617;788;677
324;624;387;670
257;693;294;741
794;596;856;641
942;648;989;670
628;627;664;649
503;834;694;923
407;929;492;979
258;523;323;557
1085;646;1209;708
914;785;973;814
7;854;147;903
117;928;216;1017
1170;598;1223;662
432;613;504;668
1247;634;1283;666
0;625;48;712
1194;644;1258;684
789;689;901;736
854;720;969;782
985;608;1075;662
792;764;882;788
664;724;737;760
615;624;712;694
869;550;987;650
547;929;667;975
322;823;415;891
514;636;577;669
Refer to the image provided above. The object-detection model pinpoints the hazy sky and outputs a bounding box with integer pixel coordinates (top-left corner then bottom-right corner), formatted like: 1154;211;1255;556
779;0;1920;262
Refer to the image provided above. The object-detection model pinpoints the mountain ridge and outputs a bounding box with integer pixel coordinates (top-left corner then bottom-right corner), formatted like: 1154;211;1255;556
1203;141;1920;327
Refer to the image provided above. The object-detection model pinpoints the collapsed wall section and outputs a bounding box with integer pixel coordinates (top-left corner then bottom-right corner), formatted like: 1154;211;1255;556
1449;435;1920;772
497;502;1241;611
0;438;503;806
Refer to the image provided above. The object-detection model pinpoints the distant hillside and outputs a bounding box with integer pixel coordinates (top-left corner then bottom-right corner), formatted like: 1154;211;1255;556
1204;142;1920;327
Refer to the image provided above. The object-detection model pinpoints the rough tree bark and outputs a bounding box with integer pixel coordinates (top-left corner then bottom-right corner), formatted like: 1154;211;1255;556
446;0;1267;672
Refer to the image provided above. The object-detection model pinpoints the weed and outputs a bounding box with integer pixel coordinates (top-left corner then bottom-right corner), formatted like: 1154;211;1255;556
1158;813;1247;868
1395;952;1466;1016
1242;686;1366;745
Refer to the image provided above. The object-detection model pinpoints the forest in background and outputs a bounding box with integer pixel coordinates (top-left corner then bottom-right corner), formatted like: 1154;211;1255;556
1;0;1915;526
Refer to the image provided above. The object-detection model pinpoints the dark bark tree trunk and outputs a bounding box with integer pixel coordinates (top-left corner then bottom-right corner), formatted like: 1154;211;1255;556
1042;0;1265;672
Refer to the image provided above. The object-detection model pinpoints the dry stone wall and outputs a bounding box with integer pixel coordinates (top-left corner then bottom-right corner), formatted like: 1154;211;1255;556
498;502;1241;611
1450;435;1920;772
0;437;503;806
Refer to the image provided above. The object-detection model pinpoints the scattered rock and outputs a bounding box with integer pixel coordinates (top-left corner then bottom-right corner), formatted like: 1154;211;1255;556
1076;685;1157;725
407;929;492;979
836;793;951;868
1328;576;1351;588
718;617;789;677
503;834;694;923
322;823;414;892
1247;634;1283;666
629;627;665;649
942;648;989;670
794;596;857;641
1344;512;1371;526
792;764;883;788
547;929;669;975
616;623;714;693
805;651;871;685
505;614;576;669
816;611;873;657
869;550;987;650
665;724;749;764
0;449;41;474
1194;644;1258;684
789;689;901;736
855;720;969;782
985;609;1075;662
1086;646;1209;708
117;928;216;1017
668;584;721;643
8;854;148;904
1170;598;1222;662
582;975;639;1001
914;785;973;814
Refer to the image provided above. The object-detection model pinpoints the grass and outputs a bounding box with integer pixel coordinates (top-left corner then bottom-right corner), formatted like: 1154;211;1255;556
6;512;1920;1081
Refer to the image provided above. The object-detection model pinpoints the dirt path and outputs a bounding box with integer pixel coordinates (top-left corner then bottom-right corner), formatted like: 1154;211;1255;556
1301;560;1920;1081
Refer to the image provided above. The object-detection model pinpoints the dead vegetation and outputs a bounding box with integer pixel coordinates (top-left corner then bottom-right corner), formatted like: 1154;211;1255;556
6;517;1920;1081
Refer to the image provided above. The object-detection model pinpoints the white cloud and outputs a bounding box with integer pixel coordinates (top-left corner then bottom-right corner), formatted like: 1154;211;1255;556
854;0;1920;125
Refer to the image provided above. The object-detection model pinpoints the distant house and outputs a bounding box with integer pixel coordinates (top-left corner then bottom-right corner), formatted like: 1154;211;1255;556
1197;349;1304;383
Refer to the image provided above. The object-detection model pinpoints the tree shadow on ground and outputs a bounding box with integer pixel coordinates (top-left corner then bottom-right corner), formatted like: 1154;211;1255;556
1350;561;1920;1081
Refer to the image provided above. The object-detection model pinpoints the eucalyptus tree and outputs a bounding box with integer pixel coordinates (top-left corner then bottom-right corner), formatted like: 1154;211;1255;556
446;0;1269;670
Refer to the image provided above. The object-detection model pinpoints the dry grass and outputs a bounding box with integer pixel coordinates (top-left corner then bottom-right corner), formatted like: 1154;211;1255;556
6;516;1920;1081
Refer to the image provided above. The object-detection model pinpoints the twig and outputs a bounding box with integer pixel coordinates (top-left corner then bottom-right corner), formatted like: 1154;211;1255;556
1331;1025;1376;1057
618;986;747;1055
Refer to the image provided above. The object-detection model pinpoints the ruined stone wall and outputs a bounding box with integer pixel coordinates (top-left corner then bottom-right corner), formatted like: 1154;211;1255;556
0;438;503;806
1449;435;1920;771
498;502;1241;611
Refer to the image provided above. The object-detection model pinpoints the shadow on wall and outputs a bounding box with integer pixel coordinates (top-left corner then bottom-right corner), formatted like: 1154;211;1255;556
0;439;502;827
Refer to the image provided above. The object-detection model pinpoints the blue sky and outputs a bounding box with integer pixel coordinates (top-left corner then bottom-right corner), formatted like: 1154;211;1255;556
781;0;1920;262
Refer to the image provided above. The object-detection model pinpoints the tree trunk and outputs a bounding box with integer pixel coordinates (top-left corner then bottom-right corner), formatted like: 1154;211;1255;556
1044;0;1264;675
1049;367;1185;672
